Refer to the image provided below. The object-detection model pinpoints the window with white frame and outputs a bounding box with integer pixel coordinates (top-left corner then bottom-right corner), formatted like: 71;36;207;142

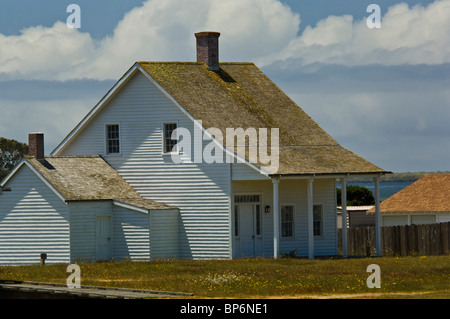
106;124;120;154
163;123;178;153
281;205;294;238
313;205;323;236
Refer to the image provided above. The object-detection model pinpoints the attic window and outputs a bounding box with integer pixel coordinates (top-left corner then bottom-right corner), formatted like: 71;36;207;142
163;123;178;154
106;124;120;154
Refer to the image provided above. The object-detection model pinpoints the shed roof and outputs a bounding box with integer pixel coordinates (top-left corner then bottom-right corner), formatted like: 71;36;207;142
139;62;387;176
371;174;450;213
26;155;174;211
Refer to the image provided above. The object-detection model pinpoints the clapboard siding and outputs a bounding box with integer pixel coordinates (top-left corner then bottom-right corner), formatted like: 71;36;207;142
113;205;150;260
149;209;179;259
232;162;269;181
232;179;337;258
69;201;112;262
0;165;70;265
59;71;232;259
312;179;338;256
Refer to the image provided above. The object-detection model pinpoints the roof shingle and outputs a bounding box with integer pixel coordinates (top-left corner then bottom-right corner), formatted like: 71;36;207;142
139;62;387;176
26;155;174;211
372;174;450;212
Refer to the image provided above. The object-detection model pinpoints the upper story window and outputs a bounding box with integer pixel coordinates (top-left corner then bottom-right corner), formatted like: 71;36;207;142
106;124;120;154
163;122;178;154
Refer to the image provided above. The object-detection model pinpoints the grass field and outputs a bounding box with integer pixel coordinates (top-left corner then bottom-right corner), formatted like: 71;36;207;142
1;256;449;299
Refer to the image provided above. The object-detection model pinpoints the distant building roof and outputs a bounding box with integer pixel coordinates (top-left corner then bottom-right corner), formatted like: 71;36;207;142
370;174;450;213
26;155;174;211
337;206;374;212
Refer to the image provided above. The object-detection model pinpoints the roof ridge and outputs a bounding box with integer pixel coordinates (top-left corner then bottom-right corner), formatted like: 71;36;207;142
138;61;254;65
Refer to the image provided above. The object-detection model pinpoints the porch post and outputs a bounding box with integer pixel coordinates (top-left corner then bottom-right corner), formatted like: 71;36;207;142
272;176;280;259
307;177;314;259
373;176;382;257
340;178;348;258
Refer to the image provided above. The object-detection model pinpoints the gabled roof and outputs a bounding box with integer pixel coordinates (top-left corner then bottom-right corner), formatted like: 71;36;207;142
373;174;450;212
24;155;175;211
139;62;387;176
53;61;387;177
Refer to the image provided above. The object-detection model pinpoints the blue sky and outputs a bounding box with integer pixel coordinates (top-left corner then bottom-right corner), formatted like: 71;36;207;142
0;0;449;172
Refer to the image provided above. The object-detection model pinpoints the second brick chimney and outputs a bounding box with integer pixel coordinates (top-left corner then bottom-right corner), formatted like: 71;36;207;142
195;31;220;71
29;132;45;161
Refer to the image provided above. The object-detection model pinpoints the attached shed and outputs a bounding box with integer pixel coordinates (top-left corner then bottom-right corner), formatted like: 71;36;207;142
0;138;178;265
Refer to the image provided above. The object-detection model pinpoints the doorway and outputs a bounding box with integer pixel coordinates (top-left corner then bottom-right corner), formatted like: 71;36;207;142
234;198;263;257
96;216;112;261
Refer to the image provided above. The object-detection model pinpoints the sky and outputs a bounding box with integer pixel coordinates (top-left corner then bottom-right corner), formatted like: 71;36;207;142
0;0;449;173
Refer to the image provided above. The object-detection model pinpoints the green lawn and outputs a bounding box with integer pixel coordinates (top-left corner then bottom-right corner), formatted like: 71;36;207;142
1;256;449;298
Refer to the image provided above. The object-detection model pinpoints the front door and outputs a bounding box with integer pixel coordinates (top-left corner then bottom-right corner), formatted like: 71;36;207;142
96;216;112;261
239;205;255;257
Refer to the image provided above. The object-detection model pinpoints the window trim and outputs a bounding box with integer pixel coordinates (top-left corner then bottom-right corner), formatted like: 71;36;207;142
105;124;121;156
280;204;295;239
162;122;179;155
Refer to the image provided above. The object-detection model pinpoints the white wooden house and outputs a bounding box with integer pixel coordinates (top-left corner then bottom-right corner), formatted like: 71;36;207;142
0;32;388;264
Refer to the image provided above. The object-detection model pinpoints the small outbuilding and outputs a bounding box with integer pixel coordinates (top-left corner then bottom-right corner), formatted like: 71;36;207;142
0;133;178;265
337;206;375;228
369;174;450;226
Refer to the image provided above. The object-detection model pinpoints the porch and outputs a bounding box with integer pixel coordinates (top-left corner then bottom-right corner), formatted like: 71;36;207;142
231;175;382;259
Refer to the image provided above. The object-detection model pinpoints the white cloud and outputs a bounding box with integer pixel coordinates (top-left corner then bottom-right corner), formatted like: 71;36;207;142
1;0;450;80
271;0;450;67
0;0;299;81
0;22;95;81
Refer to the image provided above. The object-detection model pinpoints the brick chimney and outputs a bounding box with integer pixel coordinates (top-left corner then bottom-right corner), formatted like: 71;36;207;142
195;31;220;71
28;132;44;160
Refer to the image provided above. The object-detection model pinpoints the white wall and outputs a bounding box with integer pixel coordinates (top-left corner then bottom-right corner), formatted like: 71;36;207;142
69;201;112;262
149;209;179;259
58;71;232;259
113;205;150;261
382;213;450;226
113;206;179;261
0;164;70;265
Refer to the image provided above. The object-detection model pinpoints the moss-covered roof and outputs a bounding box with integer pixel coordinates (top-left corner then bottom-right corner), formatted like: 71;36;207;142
139;62;386;176
26;155;174;210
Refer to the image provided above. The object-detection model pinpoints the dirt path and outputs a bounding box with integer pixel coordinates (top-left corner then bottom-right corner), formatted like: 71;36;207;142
259;290;448;299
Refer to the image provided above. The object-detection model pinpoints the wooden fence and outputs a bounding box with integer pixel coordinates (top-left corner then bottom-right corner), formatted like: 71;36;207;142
337;222;450;256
